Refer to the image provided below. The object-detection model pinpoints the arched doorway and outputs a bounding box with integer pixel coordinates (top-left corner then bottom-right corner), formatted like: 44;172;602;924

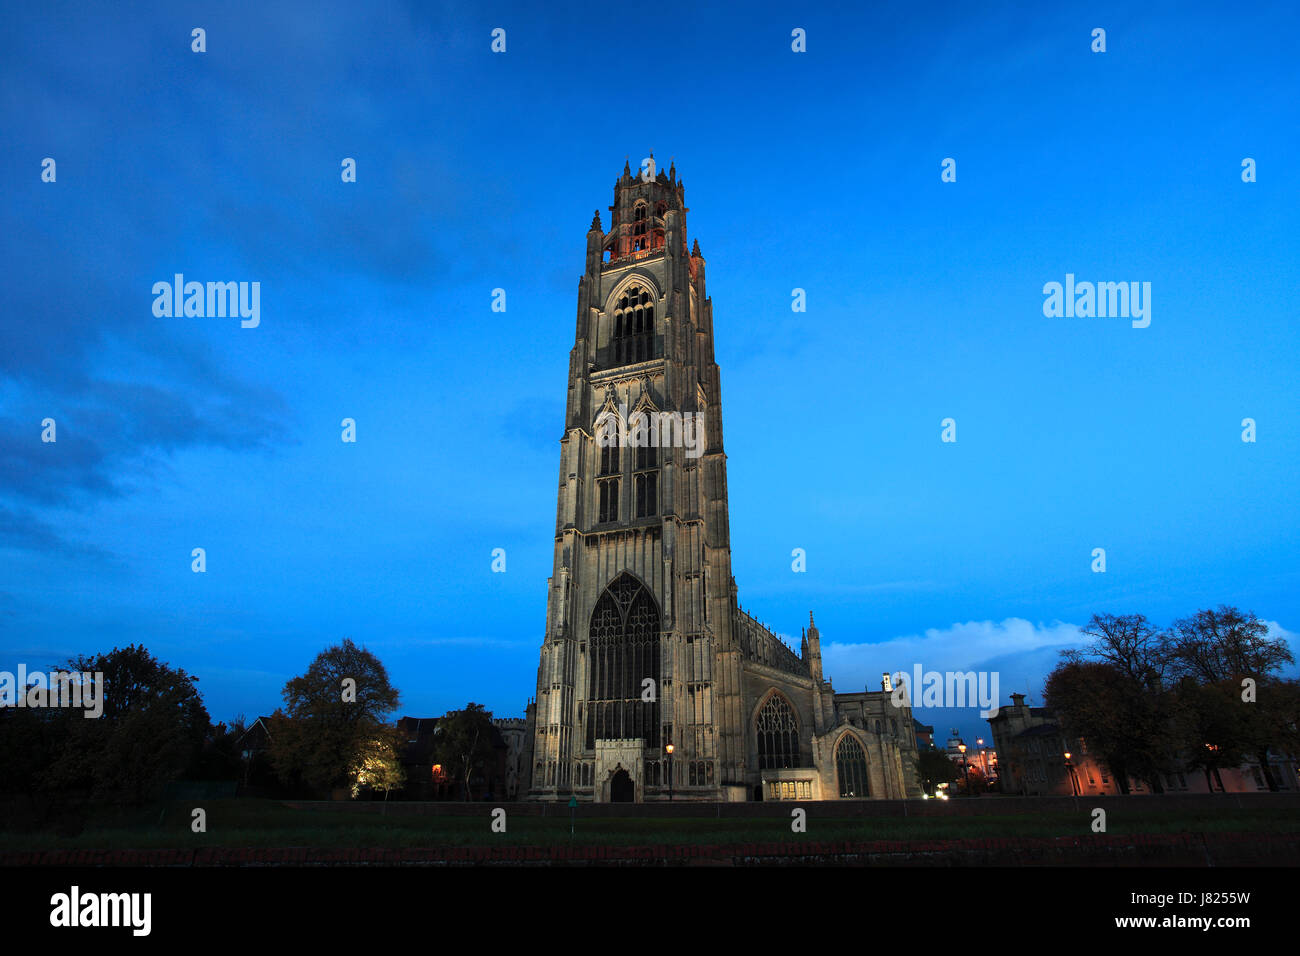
610;767;634;803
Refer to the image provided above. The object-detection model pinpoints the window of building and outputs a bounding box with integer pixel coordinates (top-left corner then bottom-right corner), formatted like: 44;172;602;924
635;471;657;518
756;694;799;770
836;735;870;798
600;439;619;477
598;477;619;523
584;573;661;750
612;286;654;366
766;779;811;800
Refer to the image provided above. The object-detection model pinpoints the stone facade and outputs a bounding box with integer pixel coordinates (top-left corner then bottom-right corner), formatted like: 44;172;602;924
987;693;1299;796
493;716;533;801
527;161;921;802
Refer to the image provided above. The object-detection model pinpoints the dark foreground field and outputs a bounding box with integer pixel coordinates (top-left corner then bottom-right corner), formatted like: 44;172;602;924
3;793;1299;865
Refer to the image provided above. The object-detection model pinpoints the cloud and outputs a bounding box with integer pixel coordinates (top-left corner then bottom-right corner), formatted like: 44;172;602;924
825;617;1300;710
823;617;1086;696
0;371;288;555
0;505;112;559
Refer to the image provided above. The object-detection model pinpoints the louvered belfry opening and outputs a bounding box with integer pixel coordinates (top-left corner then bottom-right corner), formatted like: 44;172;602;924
585;573;661;750
612;285;654;366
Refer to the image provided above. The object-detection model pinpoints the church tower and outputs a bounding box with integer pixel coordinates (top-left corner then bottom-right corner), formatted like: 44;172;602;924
529;158;745;800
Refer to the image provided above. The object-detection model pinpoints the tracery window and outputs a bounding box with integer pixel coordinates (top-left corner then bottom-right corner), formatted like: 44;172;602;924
600;437;620;476
598;477;619;523
613;286;654;366
837;735;870;798
756;694;799;769
634;471;657;518
635;440;657;470
585;573;661;750
632;413;658;518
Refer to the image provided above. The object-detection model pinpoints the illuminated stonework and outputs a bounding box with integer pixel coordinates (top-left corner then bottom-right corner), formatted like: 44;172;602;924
526;162;922;802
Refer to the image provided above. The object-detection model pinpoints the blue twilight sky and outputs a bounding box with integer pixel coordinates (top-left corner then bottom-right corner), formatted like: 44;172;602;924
2;0;1297;746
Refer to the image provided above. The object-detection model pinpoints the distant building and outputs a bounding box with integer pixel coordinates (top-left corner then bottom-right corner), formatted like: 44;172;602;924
233;715;275;760
494;705;535;800
941;732;998;792
397;713;514;800
987;693;1298;795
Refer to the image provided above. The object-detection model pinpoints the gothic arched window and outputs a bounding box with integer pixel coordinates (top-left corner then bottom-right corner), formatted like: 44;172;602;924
632;411;658;518
756;694;799;769
600;435;620;476
635;440;657;471
598;475;619;523
613;286;654;366
635;471;657;518
585;573;661;751
837;735;870;798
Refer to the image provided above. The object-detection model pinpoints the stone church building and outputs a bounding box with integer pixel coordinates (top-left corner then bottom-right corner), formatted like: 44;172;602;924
526;161;921;803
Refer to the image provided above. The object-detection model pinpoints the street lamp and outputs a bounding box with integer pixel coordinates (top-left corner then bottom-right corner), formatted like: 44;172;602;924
1064;751;1079;796
665;743;674;801
958;743;968;796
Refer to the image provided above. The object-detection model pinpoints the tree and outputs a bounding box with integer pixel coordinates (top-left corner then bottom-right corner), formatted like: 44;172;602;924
0;700;68;822
430;703;498;800
1044;659;1173;793
350;725;407;800
914;748;959;796
1165;607;1293;685
186;717;248;782
1171;677;1249;792
1068;613;1168;688
1166;607;1295;790
43;644;210;806
959;764;988;795
270;638;400;796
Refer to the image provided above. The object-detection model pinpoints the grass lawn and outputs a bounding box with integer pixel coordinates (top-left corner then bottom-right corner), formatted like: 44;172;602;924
2;799;1297;851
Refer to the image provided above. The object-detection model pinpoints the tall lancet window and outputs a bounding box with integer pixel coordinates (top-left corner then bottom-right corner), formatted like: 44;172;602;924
598;477;619;523
596;414;621;523
633;416;658;518
756;694;800;769
585;573;661;750
836;735;870;798
613;286;654;366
